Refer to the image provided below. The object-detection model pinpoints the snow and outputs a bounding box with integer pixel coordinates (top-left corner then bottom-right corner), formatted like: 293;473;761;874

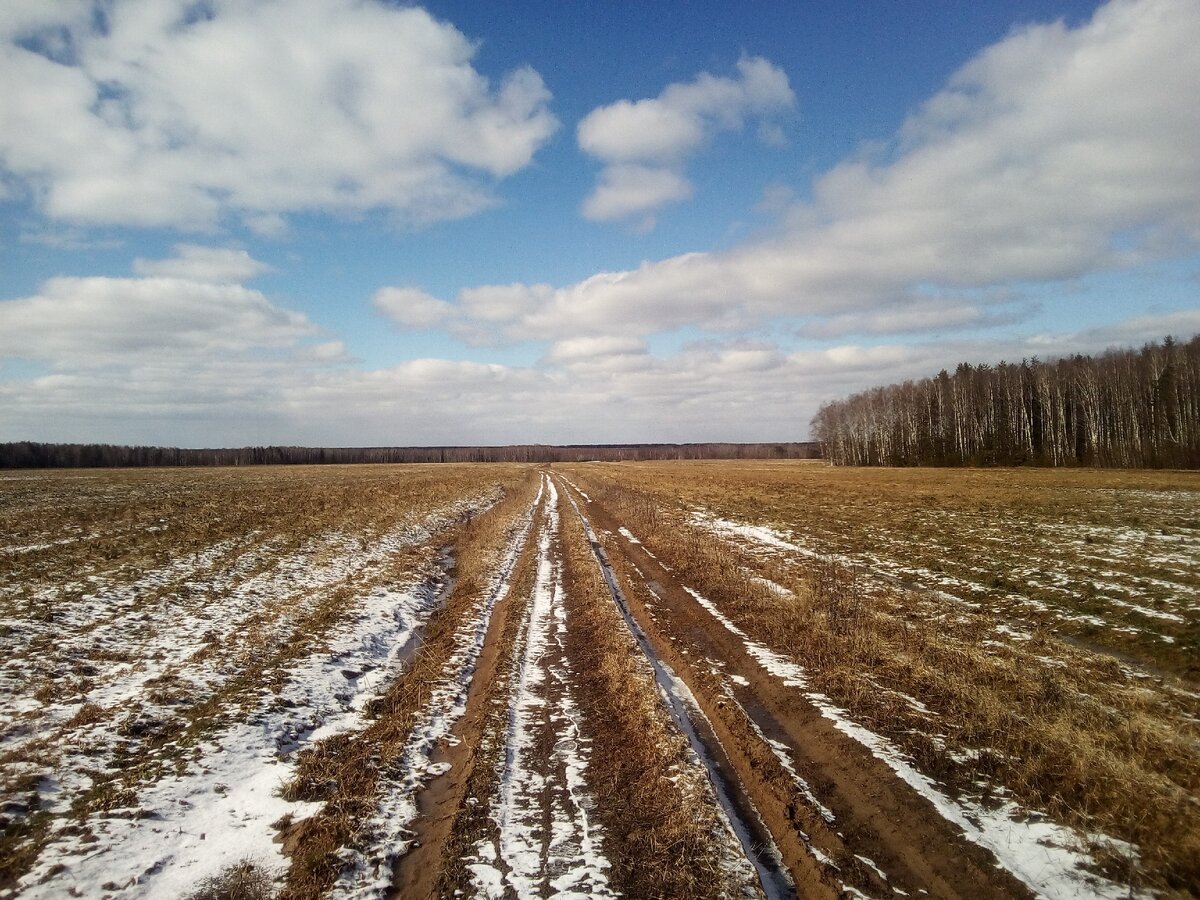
691;506;1197;648
819;706;1144;900
331;484;543;899
855;853;889;882
751;575;794;598
15;559;456;897
677;584;1143;900
1105;598;1186;623
557;475;592;503
475;475;614;898
3;492;501;898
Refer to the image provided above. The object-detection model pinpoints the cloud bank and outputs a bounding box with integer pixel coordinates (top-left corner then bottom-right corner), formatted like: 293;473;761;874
0;0;557;231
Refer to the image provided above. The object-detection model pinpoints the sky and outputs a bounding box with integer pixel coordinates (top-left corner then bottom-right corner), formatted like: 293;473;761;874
1;0;1198;447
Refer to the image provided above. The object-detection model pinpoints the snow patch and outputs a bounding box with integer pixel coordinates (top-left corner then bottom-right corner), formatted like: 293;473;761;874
331;486;542;898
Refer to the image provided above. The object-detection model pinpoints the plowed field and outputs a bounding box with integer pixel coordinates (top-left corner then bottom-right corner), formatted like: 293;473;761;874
1;463;1196;899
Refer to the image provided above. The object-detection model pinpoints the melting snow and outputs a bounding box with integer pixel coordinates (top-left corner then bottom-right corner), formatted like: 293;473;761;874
15;563;456;898
678;585;1142;900
331;486;542;899
473;476;614;898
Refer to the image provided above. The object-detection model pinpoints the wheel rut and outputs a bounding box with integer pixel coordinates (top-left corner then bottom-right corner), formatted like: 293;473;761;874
489;474;613;897
559;476;1033;900
388;472;1029;900
558;478;801;900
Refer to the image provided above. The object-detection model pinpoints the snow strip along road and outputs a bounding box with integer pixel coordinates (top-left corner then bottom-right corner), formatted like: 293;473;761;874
468;475;615;898
332;483;543;899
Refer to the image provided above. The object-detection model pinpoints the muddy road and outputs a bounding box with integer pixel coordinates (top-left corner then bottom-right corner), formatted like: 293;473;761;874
383;473;1050;899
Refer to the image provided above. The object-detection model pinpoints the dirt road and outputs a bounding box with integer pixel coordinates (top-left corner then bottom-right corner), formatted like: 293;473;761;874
386;472;1052;899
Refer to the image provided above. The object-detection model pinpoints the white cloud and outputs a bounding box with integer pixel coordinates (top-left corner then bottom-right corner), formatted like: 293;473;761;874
580;165;693;226
3;0;1199;447
0;276;318;366
797;292;1030;339
0;272;1193;446
1029;308;1200;352
372;287;453;329
460;0;1200;340
133;244;273;283
544;335;649;367
577;55;795;224
0;0;557;231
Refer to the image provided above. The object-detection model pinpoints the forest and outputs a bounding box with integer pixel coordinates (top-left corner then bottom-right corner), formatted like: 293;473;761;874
0;441;820;469
811;334;1200;467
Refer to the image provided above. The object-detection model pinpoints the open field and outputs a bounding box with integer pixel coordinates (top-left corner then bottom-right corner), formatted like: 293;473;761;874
1;462;1197;898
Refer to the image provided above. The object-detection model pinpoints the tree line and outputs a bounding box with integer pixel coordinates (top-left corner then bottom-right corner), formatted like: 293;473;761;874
0;441;820;469
811;334;1200;468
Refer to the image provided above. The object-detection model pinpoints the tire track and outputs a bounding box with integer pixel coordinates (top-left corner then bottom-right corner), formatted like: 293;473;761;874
558;474;1038;899
557;476;798;900
487;474;614;897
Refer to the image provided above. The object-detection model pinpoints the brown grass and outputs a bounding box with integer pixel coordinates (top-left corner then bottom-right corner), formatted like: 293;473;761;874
433;489;546;895
185;860;275;900
563;462;1200;895
565;460;1200;676
0;463;527;890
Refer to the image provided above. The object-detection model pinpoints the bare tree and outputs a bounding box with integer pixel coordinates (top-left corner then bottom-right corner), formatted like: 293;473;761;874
812;334;1200;468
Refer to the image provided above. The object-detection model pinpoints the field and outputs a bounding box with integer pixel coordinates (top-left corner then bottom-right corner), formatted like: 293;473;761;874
0;462;1197;899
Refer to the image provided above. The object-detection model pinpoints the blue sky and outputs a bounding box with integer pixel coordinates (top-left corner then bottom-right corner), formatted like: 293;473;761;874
1;0;1198;446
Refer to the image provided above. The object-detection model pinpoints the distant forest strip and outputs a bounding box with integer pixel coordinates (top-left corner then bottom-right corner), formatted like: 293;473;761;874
812;334;1200;468
0;441;821;469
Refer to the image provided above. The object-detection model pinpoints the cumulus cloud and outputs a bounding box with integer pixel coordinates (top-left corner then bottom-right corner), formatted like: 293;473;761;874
466;0;1200;339
577;56;794;224
133;244;273;283
0;0;557;230
580;165;693;229
372;287;454;329
0;276;317;366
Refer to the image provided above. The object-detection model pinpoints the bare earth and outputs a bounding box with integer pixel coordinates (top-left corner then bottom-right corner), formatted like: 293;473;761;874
1;462;1196;899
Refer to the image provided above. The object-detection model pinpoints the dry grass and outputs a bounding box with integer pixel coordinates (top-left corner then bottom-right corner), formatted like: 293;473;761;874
566;460;1200;676
185;860;275;900
563;462;1200;895
0;463;526;892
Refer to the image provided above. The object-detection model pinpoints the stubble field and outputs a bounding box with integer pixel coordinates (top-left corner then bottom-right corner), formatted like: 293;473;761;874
1;462;1196;899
